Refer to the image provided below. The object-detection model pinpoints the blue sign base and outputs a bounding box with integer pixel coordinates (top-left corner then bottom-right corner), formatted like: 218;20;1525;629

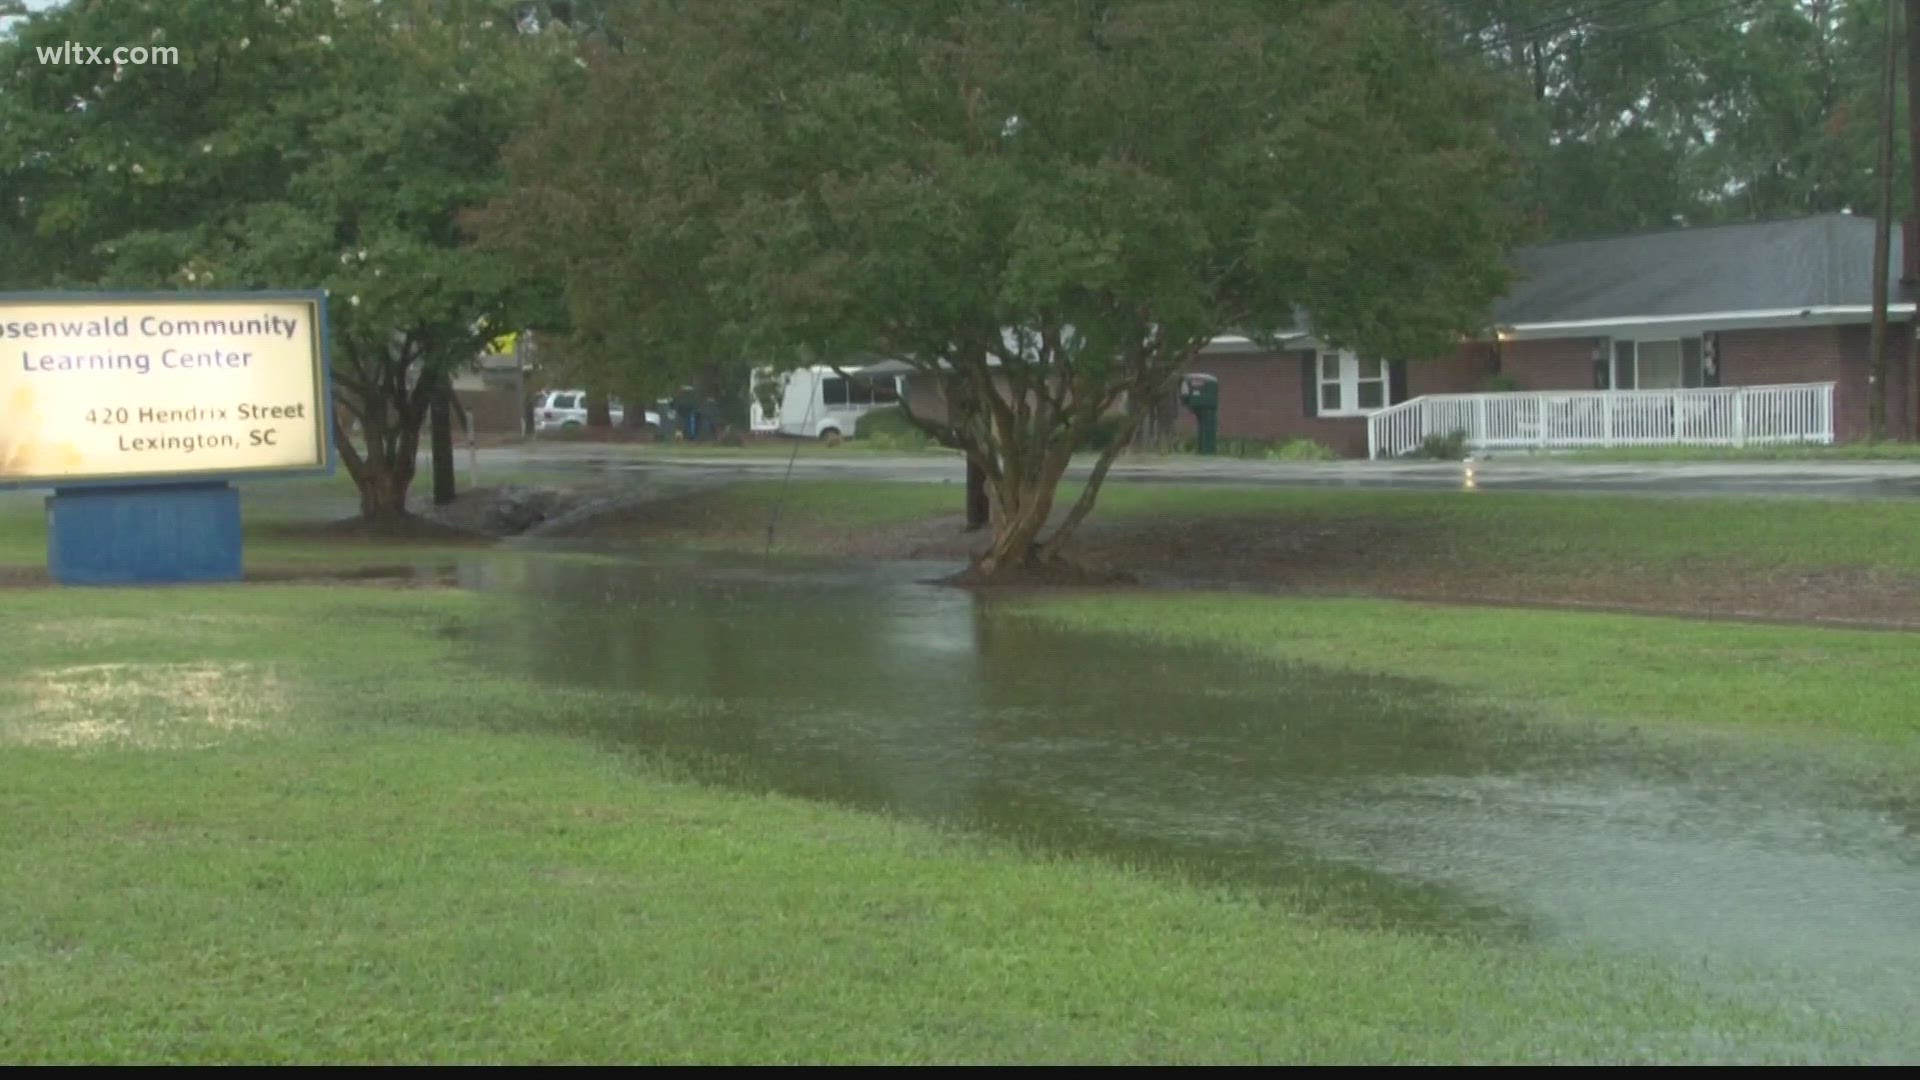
46;482;243;586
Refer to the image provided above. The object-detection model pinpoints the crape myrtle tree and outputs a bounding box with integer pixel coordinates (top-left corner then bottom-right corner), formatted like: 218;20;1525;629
0;0;572;523
490;0;1522;575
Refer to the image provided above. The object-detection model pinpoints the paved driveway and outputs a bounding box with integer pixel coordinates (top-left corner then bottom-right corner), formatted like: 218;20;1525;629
473;443;1920;500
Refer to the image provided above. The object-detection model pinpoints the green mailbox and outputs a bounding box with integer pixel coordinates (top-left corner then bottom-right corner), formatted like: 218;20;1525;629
1179;372;1220;455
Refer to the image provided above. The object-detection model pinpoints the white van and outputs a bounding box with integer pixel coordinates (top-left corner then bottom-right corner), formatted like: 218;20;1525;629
750;365;903;439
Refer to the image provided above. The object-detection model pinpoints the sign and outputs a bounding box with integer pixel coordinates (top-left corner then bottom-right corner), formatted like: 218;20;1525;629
0;292;332;487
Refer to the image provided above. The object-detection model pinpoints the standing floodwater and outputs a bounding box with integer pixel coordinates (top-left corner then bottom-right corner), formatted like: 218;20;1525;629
461;549;1920;1036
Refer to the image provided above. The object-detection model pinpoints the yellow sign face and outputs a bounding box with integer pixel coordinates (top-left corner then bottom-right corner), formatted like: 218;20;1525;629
1;295;330;485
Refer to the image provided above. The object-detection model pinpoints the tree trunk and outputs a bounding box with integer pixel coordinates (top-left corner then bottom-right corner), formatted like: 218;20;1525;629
332;394;422;527
337;412;416;523
585;395;612;429
974;496;1053;575
964;458;990;531
358;457;413;521
969;441;1074;576
429;376;456;506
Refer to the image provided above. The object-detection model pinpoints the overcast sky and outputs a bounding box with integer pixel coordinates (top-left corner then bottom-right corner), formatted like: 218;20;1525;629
4;0;62;25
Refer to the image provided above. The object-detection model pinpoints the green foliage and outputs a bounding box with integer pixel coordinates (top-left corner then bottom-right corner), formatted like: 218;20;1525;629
1414;429;1471;460
1268;438;1339;462
1082;415;1132;453
0;0;574;516
858;429;930;452
1442;0;1902;238
1214;438;1269;459
1482;373;1521;392
1170;437;1339;460
854;408;932;450
853;405;916;439
485;0;1524;568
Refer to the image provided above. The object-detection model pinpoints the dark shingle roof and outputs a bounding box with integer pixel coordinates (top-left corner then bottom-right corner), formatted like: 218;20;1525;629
1494;213;1903;326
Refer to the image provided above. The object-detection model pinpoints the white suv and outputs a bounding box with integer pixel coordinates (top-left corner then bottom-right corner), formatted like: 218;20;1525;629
534;389;659;432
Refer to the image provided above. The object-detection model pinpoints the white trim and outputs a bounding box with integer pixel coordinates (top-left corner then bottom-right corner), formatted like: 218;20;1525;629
1502;304;1915;340
1609;337;1703;390
1209;305;1915;352
1367;383;1835;458
1316;350;1389;417
1203;332;1313;353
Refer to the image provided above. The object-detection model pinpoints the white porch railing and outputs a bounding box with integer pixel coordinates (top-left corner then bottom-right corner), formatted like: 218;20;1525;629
1366;382;1836;460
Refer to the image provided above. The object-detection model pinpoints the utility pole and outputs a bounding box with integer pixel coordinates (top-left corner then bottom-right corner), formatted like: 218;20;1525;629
512;333;528;440
1905;0;1920;438
518;332;537;439
1869;0;1899;442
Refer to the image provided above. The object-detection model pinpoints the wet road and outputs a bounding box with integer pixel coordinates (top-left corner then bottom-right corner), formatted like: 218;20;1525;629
459;548;1920;1044
475;443;1920;499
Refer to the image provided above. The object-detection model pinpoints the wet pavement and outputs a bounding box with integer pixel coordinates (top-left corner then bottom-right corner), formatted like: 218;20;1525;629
457;548;1920;1038
469;443;1920;500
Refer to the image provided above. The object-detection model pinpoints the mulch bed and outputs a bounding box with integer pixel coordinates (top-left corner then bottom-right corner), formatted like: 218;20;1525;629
265;517;490;542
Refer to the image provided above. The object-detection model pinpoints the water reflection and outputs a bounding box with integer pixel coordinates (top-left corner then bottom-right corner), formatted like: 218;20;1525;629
462;548;1920;1020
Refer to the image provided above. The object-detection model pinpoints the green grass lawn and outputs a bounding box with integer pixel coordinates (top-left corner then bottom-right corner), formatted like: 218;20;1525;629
1011;594;1920;762
0;469;576;572
7;476;1920;1060
4;583;1902;1063
15;472;1920;574
667;479;1920;572
1103;486;1920;571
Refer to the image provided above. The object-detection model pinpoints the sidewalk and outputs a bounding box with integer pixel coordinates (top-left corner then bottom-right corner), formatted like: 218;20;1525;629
460;442;1920;500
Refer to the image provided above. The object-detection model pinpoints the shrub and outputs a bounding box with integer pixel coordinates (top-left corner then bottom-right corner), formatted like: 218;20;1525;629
854;405;913;438
1413;429;1470;460
1267;438;1338;461
853;406;930;449
1482;373;1520;392
1163;436;1336;460
862;429;929;451
1081;414;1130;451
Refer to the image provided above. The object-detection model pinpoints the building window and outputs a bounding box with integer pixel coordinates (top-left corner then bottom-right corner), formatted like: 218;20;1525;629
1611;338;1705;390
820;374;906;408
1317;351;1388;416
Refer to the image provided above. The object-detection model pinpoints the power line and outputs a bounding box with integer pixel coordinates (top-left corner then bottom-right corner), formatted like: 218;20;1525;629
1470;0;1763;61
1463;0;1674;53
1580;0;1766;48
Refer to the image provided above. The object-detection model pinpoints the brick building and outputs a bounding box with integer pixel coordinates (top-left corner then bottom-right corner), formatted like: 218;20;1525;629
890;214;1914;456
1178;214;1914;454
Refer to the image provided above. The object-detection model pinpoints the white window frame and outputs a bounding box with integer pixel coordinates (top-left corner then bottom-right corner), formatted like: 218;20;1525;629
1610;337;1707;391
1316;350;1389;417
